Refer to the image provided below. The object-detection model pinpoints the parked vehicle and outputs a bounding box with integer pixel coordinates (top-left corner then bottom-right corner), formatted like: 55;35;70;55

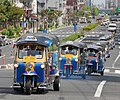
86;44;104;76
13;33;60;95
0;35;8;45
59;41;87;79
0;37;4;46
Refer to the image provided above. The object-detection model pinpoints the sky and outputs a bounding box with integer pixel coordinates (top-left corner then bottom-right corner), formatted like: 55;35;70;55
93;0;105;5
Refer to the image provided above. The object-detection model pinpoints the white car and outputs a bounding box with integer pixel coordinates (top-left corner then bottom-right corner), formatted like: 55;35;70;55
108;23;117;32
101;20;108;26
80;17;87;23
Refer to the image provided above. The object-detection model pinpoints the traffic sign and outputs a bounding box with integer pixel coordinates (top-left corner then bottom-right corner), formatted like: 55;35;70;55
117;7;120;12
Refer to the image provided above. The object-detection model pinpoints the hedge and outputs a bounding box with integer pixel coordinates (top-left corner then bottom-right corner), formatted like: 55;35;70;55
1;26;22;38
82;23;98;32
61;33;84;43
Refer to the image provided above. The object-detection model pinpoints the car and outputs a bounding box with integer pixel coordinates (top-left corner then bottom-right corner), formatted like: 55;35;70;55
0;35;8;45
101;20;108;26
108;23;117;32
0;37;4;46
80;17;87;23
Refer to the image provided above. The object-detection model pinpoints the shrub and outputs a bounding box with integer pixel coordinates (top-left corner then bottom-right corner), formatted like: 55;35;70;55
15;26;22;34
61;33;84;42
82;23;98;31
1;29;9;35
7;26;15;36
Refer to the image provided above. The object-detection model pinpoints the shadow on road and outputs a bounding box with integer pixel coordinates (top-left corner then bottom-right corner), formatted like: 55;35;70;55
0;87;54;95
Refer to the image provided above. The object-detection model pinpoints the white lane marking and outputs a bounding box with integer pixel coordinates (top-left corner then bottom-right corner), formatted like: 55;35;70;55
94;80;106;98
112;51;120;68
115;70;120;74
104;69;110;73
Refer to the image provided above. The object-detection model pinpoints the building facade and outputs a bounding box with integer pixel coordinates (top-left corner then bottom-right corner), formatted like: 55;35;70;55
105;0;118;9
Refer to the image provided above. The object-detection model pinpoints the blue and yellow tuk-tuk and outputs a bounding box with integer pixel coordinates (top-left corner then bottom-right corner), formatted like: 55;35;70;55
13;33;60;95
59;41;87;79
86;44;104;76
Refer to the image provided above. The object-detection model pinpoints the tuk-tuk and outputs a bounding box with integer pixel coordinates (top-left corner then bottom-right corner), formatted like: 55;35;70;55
86;44;104;76
95;41;110;61
13;33;60;95
59;41;87;79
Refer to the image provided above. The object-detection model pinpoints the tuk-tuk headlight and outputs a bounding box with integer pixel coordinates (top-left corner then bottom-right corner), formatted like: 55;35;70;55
41;64;45;68
59;58;62;61
14;64;18;68
96;59;98;63
75;59;78;62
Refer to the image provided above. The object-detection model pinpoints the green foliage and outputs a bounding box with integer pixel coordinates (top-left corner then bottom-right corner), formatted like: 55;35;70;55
1;29;9;35
61;33;84;42
0;0;24;26
1;25;22;38
7;26;15;36
92;6;99;16
82;23;98;31
40;9;63;20
14;26;22;34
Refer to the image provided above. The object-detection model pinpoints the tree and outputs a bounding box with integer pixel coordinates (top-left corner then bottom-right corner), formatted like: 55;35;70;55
0;0;24;27
92;6;99;16
8;6;24;27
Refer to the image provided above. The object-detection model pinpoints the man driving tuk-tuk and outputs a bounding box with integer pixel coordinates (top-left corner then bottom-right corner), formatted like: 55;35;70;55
59;41;87;79
13;33;60;95
86;44;104;76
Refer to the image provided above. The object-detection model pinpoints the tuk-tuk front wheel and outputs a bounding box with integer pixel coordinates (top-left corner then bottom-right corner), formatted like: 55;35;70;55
53;76;60;91
26;77;31;95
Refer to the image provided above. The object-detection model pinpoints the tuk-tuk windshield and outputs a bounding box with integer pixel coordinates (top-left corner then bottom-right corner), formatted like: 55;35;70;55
61;46;78;55
18;45;44;59
87;50;97;57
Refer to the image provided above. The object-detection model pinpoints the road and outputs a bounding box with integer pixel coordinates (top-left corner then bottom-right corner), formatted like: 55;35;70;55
0;24;120;100
51;23;88;39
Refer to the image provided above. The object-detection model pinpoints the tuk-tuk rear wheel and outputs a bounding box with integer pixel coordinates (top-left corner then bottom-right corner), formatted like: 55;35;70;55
88;67;92;75
53;77;60;91
26;77;31;95
100;71;104;76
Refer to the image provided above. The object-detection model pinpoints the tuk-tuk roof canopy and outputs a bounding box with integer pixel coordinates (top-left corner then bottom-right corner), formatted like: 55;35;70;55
16;32;59;47
87;44;103;51
75;41;87;48
95;41;109;48
60;41;87;48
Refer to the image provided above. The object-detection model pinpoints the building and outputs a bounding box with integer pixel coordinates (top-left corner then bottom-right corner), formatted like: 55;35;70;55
77;0;86;10
105;0;118;9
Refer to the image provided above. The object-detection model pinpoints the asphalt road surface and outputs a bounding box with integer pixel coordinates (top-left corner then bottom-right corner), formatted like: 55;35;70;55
0;24;120;100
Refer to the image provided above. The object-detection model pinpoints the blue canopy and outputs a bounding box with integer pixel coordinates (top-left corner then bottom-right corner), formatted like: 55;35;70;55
16;32;59;47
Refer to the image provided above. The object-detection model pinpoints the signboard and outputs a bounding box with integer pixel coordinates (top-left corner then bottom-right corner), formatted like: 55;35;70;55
25;36;37;41
117;7;120;12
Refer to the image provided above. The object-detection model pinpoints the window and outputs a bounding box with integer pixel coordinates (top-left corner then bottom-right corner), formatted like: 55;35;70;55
61;46;78;55
18;45;44;59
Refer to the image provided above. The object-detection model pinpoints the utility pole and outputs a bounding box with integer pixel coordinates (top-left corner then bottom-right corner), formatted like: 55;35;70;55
58;0;60;10
45;0;47;9
37;0;38;32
